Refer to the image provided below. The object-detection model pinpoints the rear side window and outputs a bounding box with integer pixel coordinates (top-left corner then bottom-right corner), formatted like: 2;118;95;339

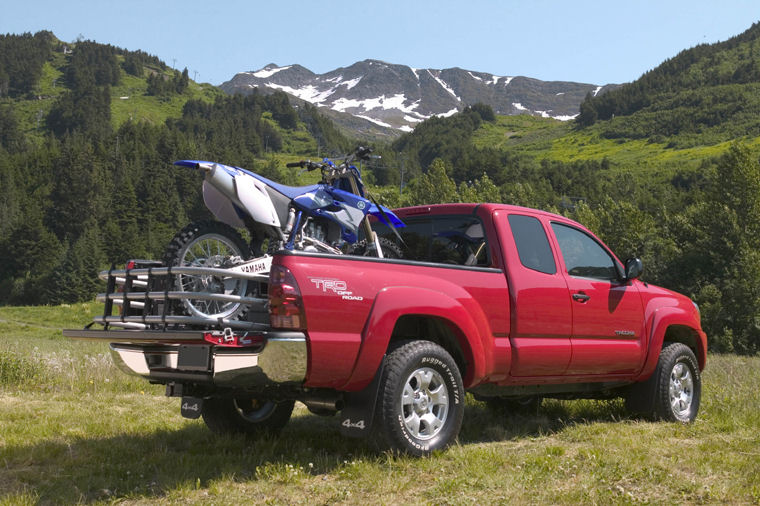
508;214;557;275
375;215;490;266
431;217;488;266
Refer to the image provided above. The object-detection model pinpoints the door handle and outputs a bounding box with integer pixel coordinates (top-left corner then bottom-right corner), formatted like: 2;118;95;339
572;292;590;303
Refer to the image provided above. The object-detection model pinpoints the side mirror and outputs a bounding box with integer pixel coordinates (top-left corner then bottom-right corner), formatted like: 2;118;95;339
624;257;643;281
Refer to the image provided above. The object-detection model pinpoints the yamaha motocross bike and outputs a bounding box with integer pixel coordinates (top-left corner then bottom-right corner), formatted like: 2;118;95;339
163;146;404;322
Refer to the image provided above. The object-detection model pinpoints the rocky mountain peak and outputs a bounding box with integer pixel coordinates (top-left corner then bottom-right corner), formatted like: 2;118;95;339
220;60;615;132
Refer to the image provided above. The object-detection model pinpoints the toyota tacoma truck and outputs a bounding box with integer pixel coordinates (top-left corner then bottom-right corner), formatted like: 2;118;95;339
65;203;707;456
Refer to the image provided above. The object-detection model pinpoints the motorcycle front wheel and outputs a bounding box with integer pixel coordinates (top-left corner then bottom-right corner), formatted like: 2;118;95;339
163;220;251;320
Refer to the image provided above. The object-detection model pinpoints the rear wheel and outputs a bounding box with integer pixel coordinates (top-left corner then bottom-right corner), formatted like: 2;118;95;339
373;340;464;456
201;397;295;435
163;220;251;320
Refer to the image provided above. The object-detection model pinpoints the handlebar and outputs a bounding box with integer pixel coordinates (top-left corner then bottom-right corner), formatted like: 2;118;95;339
286;160;324;171
286;147;375;186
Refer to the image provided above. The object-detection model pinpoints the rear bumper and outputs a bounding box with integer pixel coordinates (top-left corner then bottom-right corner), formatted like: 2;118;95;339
63;329;307;387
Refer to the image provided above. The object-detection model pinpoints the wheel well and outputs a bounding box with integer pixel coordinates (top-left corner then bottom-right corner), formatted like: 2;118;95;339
389;315;470;381
663;325;703;368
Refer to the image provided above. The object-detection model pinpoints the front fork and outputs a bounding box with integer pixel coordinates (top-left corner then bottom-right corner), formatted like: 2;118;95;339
347;177;384;259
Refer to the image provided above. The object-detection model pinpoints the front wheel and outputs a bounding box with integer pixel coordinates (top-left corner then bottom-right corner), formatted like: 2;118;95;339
348;237;403;259
626;342;701;422
373;340;464;456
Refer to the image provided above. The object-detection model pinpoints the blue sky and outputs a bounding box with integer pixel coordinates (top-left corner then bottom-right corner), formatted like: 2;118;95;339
3;0;759;86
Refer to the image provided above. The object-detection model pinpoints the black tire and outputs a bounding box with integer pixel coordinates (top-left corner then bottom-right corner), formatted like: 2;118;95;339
201;397;295;435
373;340;464;456
626;342;701;422
163;220;251;320
485;395;541;415
348;237;403;259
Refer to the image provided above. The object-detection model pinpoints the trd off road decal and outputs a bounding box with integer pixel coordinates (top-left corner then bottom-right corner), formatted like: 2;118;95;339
309;277;364;301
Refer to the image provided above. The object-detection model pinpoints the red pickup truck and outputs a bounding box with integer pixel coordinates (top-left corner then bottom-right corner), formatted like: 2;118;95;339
66;203;707;456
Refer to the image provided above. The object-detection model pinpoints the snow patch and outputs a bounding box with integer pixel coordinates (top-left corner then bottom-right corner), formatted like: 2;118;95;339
266;83;336;104
341;76;362;89
330;94;419;114
436;108;459;118
592;86;602;96
411;68;420;80
512;102;528;111
556;92;565;96
252;66;291;78
428;70;461;101
552;113;578;121
404;115;425;123
503;76;514;85
356;115;392;128
468;72;483;81
399;125;415;133
331;97;367;112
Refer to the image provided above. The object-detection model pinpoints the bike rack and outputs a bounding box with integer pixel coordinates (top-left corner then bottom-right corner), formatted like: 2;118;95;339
94;262;270;331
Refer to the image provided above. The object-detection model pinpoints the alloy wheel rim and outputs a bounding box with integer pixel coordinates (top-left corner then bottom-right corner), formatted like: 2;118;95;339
400;366;449;440
669;361;694;417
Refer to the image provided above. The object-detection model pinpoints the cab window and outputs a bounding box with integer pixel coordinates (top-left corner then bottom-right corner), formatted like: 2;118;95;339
551;223;618;280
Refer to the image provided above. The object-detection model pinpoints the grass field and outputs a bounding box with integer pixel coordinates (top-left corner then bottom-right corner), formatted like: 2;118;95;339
1;305;759;504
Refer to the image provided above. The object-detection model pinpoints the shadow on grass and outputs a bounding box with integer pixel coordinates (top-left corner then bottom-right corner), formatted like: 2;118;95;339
459;397;631;445
2;397;631;503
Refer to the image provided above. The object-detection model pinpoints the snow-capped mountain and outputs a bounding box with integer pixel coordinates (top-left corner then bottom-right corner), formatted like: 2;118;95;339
220;59;617;133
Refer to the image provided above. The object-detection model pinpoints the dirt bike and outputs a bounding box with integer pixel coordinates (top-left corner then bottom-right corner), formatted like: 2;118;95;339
163;147;404;321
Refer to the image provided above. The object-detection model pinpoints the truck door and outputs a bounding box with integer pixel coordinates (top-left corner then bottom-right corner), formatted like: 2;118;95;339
500;213;572;376
549;222;646;375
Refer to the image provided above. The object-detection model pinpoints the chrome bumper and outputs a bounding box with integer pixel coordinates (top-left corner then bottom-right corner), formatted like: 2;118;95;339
64;329;307;387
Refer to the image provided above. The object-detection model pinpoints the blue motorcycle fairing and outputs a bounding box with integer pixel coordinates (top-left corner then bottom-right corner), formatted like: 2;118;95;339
367;203;405;228
174;159;405;244
174;160;321;200
293;187;371;243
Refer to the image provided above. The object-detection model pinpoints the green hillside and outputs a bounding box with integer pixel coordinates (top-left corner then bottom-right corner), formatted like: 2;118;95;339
471;114;760;174
577;21;760;147
1;33;327;153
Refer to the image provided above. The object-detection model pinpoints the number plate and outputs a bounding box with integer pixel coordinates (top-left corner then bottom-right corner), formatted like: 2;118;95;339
177;345;211;371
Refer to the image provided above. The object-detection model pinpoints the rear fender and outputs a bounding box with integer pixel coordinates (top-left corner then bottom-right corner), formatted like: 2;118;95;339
340;286;487;391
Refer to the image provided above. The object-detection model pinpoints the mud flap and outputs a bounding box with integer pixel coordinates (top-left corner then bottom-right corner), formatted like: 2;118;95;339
181;396;203;419
339;361;384;438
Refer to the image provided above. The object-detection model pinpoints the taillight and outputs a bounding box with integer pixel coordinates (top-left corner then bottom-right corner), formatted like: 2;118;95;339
269;265;306;330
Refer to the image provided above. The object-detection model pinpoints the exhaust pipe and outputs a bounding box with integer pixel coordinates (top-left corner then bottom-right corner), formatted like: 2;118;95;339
301;393;344;416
